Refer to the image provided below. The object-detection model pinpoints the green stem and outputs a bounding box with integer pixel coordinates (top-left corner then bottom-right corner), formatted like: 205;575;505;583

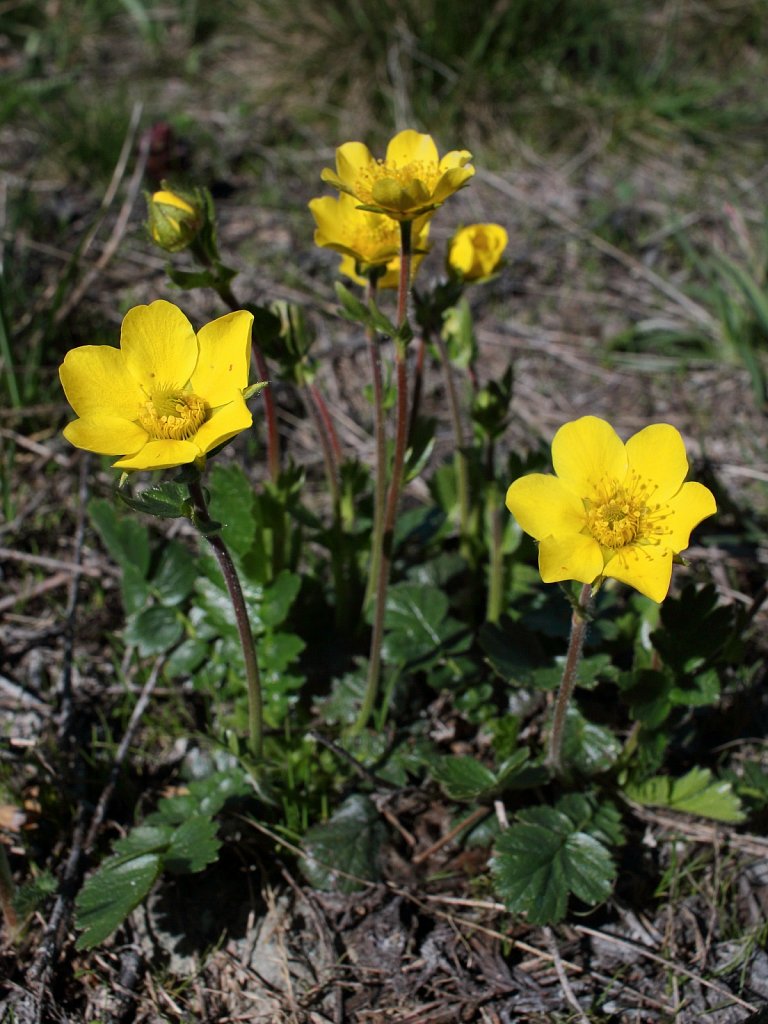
547;583;593;775
188;478;263;759
363;276;387;610
354;220;412;734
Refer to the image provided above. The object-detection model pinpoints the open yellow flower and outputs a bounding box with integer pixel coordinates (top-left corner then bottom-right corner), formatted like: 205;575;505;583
60;300;253;471
448;223;508;281
309;191;431;288
505;416;716;602
321;129;474;221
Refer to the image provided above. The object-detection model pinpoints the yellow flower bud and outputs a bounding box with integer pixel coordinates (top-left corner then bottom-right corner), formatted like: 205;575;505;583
146;185;204;253
447;223;508;282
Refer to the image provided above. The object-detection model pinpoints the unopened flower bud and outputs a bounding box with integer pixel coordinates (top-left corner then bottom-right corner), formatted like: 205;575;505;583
146;184;204;253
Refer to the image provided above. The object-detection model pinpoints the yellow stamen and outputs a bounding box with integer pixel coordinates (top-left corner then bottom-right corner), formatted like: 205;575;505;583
355;160;439;204
138;390;207;440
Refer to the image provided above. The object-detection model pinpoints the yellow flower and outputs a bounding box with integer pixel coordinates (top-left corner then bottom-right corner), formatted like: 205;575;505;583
448;223;508;281
505;416;716;602
59;300;254;472
309;191;431;288
321;129;474;221
146;185;204;253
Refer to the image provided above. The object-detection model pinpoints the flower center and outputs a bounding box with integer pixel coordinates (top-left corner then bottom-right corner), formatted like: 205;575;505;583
355;159;440;204
588;490;643;548
138;390;208;440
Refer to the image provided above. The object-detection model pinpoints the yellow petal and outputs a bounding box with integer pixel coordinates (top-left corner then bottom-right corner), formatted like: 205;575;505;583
432;165;475;204
552;416;627;501
59;345;144;419
193;393;252;455
335;141;374;184
663;481;717;552
121;300;198;391
319;168;355;197
438;149;473;172
625;423;689;501
538;534;604;585
112;438;198;471
505;474;586;540
308;196;342;245
63;415;148;455
385;130;439;166
191;310;253;407
338;254;367;286
603;544;673;603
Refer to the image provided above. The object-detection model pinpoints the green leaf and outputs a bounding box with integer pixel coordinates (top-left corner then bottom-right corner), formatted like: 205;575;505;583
625;767;745;823
335;281;398;337
164;816;221;874
478;618;546;685
75;853;162;949
152;540;197;604
382;582;466;668
430;756;498;800
89;498;150;575
124;605;183;656
492;806;615;925
301;795;386;893
561;707;621;775
116;482;189;519
166;266;221;290
206;464;257;557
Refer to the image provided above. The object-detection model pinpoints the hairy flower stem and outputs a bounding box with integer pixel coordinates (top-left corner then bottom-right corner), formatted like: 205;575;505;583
363;277;387;611
547;583;593;775
188;478;263;760
353;221;412;735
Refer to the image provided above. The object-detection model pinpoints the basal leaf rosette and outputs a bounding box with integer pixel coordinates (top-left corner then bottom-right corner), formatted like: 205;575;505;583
505;416;716;602
448;223;508;282
60;300;254;472
321;129;474;221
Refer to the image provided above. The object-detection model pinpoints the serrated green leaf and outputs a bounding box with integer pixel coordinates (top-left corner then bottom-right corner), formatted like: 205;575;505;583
164;816;221;874
75;853;162;949
116;482;189;519
492;809;615;925
124;604;183;656
112;824;173;860
302;795;386;893
561;707;621;775
430;756;498;800
382;582;465;668
625;767;745;823
89;498;150;575
152;540;197;604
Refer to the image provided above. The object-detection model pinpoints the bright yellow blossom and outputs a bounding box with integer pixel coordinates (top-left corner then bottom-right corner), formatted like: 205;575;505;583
448;223;508;281
59;300;253;472
505;416;716;602
309;191;431;288
321;129;474;221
